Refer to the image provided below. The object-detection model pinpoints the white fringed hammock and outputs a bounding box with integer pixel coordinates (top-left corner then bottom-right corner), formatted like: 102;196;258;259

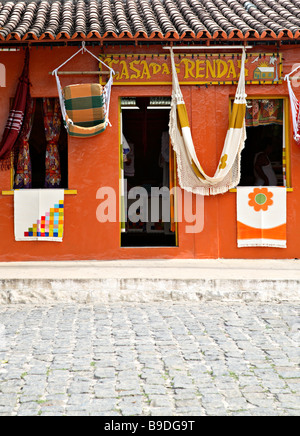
168;47;247;195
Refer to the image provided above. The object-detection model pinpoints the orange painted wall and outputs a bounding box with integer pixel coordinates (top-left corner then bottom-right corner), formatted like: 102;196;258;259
0;44;299;261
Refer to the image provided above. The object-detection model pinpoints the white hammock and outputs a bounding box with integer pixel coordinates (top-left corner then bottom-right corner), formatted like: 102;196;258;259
285;66;300;145
169;48;247;195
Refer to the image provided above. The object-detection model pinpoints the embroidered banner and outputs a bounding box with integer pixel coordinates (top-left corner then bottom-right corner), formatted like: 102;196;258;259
237;186;286;248
100;53;282;86
14;189;65;242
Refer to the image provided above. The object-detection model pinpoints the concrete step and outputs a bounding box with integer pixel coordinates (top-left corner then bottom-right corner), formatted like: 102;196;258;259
0;259;300;304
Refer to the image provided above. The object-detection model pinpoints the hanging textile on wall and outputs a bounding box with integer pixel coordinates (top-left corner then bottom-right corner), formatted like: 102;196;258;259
0;48;30;169
245;99;283;127
236;186;286;248
52;42;114;138
14;189;65;242
169;48;247;196
14;97;36;189
285;68;300;145
43;98;62;188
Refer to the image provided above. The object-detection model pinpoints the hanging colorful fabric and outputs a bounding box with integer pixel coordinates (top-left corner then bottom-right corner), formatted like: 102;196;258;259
14;97;36;189
45;140;61;188
0;48;30;170
245;99;283;127
42;98;62;188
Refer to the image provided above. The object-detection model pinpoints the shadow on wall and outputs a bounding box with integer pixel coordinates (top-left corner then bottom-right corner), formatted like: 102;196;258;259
0;64;5;87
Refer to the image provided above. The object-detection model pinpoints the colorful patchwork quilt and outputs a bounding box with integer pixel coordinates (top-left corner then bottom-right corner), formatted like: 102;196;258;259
14;189;64;242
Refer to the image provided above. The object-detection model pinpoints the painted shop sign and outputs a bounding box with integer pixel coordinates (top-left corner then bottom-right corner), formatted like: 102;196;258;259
99;53;282;86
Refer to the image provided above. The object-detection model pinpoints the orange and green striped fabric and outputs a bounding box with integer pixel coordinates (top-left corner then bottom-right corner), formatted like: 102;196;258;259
63;83;107;137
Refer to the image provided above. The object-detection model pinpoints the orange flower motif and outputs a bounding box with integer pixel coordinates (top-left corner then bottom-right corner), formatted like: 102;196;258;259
219;154;228;170
248;187;273;212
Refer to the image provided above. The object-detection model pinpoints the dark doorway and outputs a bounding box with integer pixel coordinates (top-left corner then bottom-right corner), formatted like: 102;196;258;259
121;97;176;247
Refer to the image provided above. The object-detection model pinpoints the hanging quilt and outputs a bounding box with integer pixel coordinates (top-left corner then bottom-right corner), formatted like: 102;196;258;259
169;48;247;196
14;189;65;242
236;186;286;248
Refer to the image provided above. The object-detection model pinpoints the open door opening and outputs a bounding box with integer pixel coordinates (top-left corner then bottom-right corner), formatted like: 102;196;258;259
120;97;177;247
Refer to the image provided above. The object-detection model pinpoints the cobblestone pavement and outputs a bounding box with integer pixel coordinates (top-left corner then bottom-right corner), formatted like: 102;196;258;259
0;302;299;416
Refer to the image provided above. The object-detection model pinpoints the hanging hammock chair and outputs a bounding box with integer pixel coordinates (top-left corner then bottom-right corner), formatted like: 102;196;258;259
52;43;114;138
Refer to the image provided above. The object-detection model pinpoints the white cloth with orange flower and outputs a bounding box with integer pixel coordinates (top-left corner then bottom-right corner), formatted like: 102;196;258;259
237;186;286;248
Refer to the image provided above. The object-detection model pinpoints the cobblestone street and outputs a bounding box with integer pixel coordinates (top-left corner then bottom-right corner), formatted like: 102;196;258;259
0;302;299;416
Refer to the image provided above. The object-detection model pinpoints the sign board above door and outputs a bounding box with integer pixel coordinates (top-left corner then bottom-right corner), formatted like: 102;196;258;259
99;53;282;86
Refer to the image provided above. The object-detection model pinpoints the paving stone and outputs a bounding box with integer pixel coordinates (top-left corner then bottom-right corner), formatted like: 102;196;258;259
0;302;298;416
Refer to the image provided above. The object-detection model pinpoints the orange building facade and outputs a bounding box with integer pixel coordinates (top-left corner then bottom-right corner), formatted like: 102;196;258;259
0;41;300;261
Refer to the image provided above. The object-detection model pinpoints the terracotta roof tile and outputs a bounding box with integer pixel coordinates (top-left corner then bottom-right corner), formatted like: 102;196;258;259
0;0;300;42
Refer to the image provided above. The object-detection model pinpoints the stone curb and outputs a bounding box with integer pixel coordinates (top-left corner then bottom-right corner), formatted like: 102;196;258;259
0;259;299;304
0;277;300;304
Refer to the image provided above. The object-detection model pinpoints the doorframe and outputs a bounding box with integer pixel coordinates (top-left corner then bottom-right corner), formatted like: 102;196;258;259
118;95;179;248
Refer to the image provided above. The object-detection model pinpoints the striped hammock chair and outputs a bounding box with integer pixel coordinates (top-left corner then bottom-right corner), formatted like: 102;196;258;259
169;47;247;195
52;43;114;138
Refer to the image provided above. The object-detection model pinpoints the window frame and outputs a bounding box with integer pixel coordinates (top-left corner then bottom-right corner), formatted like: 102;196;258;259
229;95;291;190
9;97;70;191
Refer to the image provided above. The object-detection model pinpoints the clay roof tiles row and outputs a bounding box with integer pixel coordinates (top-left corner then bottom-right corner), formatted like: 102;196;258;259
0;0;300;42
